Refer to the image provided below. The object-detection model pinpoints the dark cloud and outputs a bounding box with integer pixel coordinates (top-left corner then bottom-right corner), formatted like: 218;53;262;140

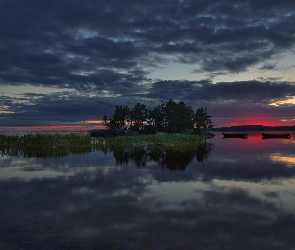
1;0;295;85
0;0;295;125
145;79;295;105
1;79;295;126
259;63;278;71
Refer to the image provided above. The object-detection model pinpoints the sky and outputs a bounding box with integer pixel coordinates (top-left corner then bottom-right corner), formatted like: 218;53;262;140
1;0;295;128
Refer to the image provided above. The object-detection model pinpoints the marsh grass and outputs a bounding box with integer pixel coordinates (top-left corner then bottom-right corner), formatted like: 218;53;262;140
0;133;205;157
0;133;91;148
92;134;205;152
0;133;203;147
0;133;93;158
0;146;92;158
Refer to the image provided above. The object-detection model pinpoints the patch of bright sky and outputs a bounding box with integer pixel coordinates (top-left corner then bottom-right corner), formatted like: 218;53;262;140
76;28;98;39
1;85;73;96
149;62;207;81
149;51;295;83
0;106;14;114
269;96;295;106
211;52;295;83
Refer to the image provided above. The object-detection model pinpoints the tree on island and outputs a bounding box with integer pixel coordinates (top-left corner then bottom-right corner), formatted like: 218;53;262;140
130;103;149;131
164;99;195;133
102;100;214;134
148;102;166;131
194;107;214;134
102;105;129;130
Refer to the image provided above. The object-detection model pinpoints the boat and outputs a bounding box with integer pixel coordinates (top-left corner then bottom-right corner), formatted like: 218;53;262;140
261;133;291;139
222;133;248;139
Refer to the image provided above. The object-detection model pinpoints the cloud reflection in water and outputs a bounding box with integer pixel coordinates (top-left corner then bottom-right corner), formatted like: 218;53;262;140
0;135;295;249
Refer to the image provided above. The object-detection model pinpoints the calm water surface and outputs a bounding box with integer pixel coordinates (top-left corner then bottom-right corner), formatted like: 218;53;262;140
0;132;295;249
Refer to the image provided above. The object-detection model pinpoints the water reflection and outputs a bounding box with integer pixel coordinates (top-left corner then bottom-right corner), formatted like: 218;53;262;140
0;142;213;171
0;174;294;249
0;133;295;249
271;154;295;165
108;142;213;171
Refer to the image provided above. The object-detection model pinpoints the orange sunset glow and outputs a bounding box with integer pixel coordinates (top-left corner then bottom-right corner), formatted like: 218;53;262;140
82;120;104;124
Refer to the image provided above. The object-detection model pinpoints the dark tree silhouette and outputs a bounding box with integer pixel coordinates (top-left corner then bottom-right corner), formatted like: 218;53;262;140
164;99;195;133
102;113;110;129
149;102;166;132
102;100;214;134
194;107;214;134
105;105;130;130
131;103;148;131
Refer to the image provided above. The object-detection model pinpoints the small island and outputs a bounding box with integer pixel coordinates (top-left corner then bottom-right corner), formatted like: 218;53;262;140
90;99;214;148
0;100;214;153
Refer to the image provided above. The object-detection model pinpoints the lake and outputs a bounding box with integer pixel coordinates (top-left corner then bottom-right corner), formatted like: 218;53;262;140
0;132;295;249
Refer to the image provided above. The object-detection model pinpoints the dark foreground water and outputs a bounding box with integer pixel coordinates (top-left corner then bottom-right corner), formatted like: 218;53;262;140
0;132;295;250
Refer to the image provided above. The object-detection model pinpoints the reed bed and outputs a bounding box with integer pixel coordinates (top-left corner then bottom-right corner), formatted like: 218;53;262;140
0;133;91;148
0;133;205;157
0;133;204;148
91;134;204;148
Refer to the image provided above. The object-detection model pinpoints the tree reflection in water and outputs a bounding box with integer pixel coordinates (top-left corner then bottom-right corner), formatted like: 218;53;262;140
108;142;214;171
0;142;214;171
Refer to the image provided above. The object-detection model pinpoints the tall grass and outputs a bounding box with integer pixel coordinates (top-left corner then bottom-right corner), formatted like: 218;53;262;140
91;134;205;151
0;133;91;148
0;133;205;157
0;133;93;158
0;133;204;148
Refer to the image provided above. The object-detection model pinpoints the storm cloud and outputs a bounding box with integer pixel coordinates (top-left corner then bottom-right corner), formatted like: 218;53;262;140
0;0;295;126
1;79;295;126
